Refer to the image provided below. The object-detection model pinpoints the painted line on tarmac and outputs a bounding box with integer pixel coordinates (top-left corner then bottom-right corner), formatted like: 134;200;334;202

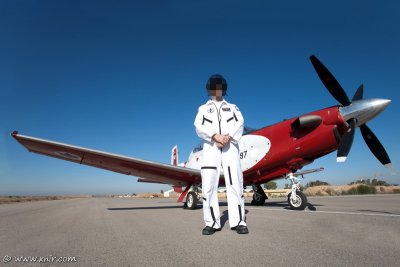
247;207;400;218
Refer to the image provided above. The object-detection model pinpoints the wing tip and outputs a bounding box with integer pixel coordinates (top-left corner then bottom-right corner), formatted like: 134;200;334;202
337;157;347;163
11;131;18;138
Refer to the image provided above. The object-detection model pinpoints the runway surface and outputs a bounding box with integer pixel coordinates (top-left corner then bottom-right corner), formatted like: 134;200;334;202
1;195;400;266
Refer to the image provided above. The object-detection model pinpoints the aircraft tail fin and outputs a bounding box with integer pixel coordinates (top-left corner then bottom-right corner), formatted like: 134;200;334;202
171;145;179;166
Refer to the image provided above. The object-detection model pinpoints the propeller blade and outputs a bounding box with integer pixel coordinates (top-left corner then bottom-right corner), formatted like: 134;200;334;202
310;55;351;106
352;84;364;101
337;119;356;162
360;124;391;167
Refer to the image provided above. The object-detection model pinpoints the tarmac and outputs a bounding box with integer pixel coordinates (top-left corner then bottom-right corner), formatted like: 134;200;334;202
1;195;400;266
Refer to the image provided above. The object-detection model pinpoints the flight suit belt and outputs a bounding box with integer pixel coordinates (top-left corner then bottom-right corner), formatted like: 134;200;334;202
201;166;217;170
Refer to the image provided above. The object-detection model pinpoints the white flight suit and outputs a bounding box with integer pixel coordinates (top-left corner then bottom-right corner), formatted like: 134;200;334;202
194;99;246;229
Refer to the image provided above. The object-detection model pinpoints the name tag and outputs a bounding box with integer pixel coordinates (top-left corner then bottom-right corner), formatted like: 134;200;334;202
222;107;231;112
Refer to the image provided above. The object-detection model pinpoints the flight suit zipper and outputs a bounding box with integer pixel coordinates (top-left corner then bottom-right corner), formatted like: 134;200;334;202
212;102;223;135
212;102;224;153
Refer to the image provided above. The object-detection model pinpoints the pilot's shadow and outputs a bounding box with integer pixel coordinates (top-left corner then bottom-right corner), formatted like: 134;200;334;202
220;209;249;229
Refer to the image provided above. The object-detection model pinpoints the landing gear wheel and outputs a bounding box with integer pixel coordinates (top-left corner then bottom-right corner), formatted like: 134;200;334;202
186;191;198;210
287;191;307;210
251;193;266;206
251;184;268;206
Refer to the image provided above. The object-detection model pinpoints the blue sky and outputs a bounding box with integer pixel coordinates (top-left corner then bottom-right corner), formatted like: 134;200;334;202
1;0;399;195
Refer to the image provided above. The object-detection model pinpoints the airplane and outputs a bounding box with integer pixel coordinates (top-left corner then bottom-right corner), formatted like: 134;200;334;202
12;55;391;211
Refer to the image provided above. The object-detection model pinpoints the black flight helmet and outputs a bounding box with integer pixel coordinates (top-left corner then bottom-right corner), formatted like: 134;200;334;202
206;74;227;96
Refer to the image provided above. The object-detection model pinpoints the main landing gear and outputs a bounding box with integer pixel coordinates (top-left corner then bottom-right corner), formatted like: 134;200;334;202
182;177;308;210
286;173;307;210
251;184;268;206
184;185;200;210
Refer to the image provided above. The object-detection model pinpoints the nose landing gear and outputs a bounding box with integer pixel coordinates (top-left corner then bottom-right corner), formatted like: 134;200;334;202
286;173;307;210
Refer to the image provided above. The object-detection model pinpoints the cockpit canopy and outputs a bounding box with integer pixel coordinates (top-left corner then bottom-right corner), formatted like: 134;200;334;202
192;143;203;153
243;126;256;135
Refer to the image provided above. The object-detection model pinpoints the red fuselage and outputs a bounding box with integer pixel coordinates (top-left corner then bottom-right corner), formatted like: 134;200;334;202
243;106;346;185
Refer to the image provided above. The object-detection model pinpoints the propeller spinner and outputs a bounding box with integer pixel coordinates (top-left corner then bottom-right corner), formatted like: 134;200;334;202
310;55;391;167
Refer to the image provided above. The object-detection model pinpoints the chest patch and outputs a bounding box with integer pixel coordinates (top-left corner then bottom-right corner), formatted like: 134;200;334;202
222;107;231;112
207;107;214;113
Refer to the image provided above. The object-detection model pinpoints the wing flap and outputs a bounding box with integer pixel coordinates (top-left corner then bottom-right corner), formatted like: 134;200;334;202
12;132;201;186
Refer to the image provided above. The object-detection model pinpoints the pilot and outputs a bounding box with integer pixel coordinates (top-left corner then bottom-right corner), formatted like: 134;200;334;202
194;74;249;235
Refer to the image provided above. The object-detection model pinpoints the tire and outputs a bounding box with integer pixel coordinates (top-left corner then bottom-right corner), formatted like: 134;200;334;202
287;191;307;210
186;191;198;210
252;193;266;206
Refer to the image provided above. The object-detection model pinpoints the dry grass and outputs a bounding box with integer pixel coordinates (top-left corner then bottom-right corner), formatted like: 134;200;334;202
304;184;400;196
0;195;91;205
133;193;164;198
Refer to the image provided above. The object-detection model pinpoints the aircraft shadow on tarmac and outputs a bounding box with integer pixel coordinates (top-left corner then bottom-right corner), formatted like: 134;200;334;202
107;204;248;229
107;201;321;211
358;209;400;216
246;200;321;211
107;205;184;211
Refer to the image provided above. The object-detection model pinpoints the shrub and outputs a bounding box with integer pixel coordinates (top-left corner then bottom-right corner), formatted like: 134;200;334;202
345;187;358;195
306;180;330;187
357;185;376;194
264;181;277;190
344;185;376;195
371;179;388;186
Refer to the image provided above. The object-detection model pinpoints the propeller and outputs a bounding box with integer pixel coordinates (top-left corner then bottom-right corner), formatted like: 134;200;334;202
352;84;364;101
310;55;351;106
360;124;391;166
337;118;356;162
309;55;391;167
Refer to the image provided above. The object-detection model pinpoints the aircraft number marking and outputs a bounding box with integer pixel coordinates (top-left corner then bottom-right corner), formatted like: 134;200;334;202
240;150;247;159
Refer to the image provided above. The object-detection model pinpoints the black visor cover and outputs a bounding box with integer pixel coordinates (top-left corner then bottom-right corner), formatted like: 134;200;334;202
206;74;227;93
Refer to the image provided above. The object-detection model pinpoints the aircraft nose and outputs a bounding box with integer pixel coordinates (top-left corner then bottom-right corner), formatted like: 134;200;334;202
369;98;391;120
339;98;391;126
375;98;391;111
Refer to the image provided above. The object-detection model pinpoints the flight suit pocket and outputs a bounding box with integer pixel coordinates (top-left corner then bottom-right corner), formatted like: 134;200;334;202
226;112;238;123
202;115;213;125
